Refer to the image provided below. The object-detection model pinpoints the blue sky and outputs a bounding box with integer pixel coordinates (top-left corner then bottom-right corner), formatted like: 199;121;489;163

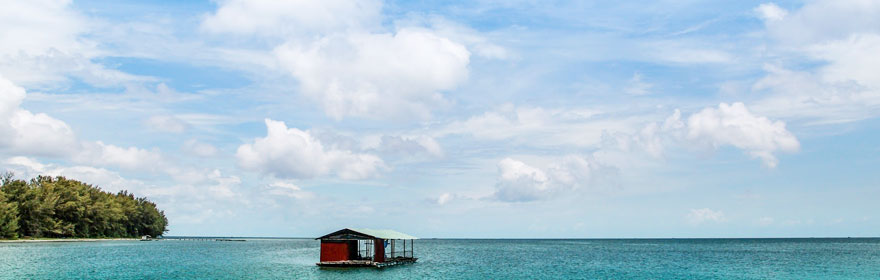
1;0;879;238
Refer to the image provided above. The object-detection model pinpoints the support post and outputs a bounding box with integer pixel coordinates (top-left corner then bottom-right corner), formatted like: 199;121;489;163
374;238;385;263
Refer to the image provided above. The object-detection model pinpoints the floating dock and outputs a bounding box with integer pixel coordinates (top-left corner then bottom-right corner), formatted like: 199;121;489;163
316;228;418;268
317;257;418;268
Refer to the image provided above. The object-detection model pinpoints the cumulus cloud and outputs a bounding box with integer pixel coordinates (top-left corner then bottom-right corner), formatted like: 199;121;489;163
203;0;485;120
274;29;470;120
236;119;386;180
1;76;168;172
494;156;609;202
0;76;78;157
602;110;683;159
686;208;725;225
495;158;551;202
602;103;798;167
685;102;799;167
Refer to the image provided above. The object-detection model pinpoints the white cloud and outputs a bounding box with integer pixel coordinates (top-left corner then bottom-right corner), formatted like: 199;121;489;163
266;181;314;200
601;110;683;159
202;0;498;121
409;16;509;60
494;156;607;202
685;102;799;168
274;29;470;120
1;76;170;172
436;193;454;205
752;64;880;124
236;119;386;180
201;0;381;37
758;0;880;45
373;135;444;158
750;1;880;123
182;139;218;158
546;155;605;190
74;141;164;171
810;34;880;89
439;104;612;148
0;0;86;56
154;170;241;201
145;115;189;133
0;75;78;157
439;101;797;168
754;3;787;21
0;0;142;88
495;158;551;202
600;103;798;167
686;208;725;225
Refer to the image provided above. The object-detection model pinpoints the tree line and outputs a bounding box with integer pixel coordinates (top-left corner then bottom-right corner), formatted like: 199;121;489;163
0;173;168;239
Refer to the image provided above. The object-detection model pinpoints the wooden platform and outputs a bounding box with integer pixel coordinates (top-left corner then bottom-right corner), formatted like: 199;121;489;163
317;257;418;268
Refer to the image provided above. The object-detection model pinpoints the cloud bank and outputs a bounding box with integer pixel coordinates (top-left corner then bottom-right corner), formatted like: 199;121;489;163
236;119;386;180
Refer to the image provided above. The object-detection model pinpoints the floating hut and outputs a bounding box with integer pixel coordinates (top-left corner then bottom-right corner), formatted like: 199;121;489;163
316;228;418;268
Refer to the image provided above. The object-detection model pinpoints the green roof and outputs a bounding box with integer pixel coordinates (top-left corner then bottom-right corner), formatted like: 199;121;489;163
349;228;418;240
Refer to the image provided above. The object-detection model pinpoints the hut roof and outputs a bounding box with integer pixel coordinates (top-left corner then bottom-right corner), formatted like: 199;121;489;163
317;228;418;240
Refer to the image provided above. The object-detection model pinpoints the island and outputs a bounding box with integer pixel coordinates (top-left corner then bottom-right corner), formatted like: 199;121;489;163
0;173;167;240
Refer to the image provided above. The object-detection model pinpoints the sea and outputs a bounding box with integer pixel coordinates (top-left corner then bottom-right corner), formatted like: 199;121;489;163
2;238;880;279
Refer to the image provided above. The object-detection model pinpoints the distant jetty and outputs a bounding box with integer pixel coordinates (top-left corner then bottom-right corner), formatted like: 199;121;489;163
161;237;246;242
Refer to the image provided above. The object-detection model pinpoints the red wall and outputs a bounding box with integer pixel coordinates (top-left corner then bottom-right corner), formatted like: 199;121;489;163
373;239;385;262
320;241;350;262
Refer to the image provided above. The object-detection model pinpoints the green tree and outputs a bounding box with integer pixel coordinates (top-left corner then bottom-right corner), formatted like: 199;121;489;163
0;173;168;239
0;184;20;239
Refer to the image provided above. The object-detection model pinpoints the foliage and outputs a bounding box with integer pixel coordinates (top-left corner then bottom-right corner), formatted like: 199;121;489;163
0;172;167;239
0;176;19;239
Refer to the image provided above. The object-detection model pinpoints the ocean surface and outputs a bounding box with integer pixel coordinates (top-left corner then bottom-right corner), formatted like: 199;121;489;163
2;238;880;279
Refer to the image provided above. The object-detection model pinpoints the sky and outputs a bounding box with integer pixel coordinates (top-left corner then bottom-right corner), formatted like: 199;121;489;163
1;0;879;238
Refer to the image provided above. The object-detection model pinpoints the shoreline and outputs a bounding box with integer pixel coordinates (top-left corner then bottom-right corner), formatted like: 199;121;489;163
0;238;138;243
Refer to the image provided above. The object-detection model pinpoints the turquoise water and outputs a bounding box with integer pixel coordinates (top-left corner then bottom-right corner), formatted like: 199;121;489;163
2;238;880;279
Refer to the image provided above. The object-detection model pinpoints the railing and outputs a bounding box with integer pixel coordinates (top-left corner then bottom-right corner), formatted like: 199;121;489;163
353;238;416;261
384;239;415;259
